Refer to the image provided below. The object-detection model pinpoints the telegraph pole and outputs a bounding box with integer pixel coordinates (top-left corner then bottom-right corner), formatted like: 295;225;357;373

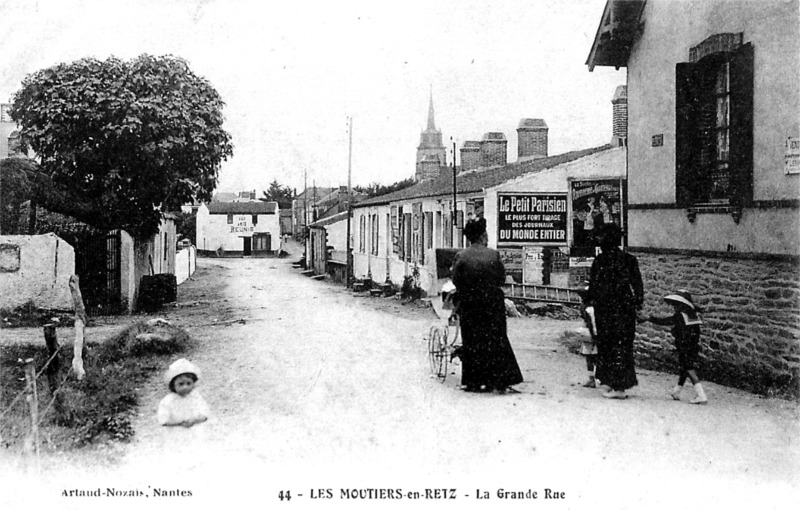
303;169;308;263
452;138;457;246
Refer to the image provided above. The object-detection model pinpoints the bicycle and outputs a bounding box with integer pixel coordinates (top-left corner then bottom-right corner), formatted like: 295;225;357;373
427;286;461;381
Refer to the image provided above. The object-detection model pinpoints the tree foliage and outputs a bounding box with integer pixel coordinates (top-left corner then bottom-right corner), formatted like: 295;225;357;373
260;179;293;208
175;210;196;244
354;177;416;198
0;158;36;234
9;54;233;239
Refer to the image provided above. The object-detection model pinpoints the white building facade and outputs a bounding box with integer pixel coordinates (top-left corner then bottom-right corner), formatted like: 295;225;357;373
196;201;280;256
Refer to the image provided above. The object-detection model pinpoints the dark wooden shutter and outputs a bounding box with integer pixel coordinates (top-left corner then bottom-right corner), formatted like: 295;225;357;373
729;43;754;206
675;62;698;205
398;210;404;260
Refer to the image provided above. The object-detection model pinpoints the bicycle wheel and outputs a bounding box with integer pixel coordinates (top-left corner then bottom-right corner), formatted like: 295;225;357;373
427;326;448;379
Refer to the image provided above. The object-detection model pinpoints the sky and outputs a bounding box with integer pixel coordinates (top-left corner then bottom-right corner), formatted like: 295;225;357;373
0;0;626;195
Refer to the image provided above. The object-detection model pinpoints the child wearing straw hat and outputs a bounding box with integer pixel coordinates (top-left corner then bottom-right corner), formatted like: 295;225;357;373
157;358;211;427
644;290;707;404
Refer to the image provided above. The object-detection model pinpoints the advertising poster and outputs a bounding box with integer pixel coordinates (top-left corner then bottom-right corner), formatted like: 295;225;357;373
497;193;567;245
569;179;623;256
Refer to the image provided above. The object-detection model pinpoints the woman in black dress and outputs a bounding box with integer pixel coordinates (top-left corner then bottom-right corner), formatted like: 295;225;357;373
451;218;523;393
587;223;644;399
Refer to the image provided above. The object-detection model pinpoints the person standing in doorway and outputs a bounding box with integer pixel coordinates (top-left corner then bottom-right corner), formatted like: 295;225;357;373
587;223;644;399
451;218;523;393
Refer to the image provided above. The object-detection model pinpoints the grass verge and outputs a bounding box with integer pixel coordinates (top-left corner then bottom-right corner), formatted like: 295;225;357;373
0;321;192;456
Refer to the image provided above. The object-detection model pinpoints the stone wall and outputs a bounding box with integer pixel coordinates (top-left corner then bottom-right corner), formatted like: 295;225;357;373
0;234;75;311
633;250;800;396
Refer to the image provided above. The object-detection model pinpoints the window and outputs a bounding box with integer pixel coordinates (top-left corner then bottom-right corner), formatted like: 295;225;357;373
252;215;258;225
370;214;379;256
412;203;423;263
676;36;753;207
227;214;233;224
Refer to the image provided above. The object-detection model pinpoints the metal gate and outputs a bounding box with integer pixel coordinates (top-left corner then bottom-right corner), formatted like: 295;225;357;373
55;225;123;316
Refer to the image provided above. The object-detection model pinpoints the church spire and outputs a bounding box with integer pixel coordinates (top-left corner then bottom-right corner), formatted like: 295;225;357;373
427;85;436;131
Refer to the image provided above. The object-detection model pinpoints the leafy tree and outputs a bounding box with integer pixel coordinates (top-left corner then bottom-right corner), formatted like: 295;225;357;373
175;210;197;244
9;54;233;239
354;177;416;198
0;158;35;234
260;179;293;209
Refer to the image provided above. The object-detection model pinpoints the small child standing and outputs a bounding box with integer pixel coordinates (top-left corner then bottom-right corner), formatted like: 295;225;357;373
157;358;211;427
576;282;599;388
644;290;708;404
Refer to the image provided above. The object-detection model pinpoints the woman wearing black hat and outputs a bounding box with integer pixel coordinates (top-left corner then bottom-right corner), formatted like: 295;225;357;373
451;218;523;393
586;223;644;399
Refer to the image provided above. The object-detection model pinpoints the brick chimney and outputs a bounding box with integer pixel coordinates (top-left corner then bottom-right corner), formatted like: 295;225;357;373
517;118;548;161
480;132;507;168
611;85;627;147
459;141;481;173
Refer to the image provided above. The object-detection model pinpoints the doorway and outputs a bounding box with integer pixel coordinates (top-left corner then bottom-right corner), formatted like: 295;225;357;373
243;237;252;256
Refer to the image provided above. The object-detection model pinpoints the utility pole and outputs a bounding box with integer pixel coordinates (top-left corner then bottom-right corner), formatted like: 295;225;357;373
303;169;308;263
452;138;457;247
346;117;353;287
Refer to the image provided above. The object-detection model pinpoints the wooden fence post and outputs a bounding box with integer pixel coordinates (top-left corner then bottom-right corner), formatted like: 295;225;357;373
69;275;87;381
43;323;64;417
23;358;40;471
43;324;60;389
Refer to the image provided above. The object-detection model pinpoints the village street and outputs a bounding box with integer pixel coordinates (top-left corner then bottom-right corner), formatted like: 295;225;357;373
3;243;798;510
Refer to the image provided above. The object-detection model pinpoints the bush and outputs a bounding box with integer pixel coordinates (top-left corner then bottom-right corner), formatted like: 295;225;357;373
138;274;178;312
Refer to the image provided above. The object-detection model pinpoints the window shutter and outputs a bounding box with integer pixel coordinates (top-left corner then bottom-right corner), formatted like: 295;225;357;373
729;42;754;206
398;213;404;260
675;62;698;206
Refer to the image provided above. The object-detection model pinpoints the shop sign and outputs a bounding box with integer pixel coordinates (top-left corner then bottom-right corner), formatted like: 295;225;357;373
230;215;254;234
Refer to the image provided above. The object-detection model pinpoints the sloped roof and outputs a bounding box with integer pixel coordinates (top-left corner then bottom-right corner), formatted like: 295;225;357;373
211;192;237;202
355;144;613;208
309;210;349;228
586;0;646;71
206;201;277;214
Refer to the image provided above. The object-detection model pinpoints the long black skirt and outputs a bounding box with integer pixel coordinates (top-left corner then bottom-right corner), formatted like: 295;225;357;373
594;307;638;391
458;292;523;390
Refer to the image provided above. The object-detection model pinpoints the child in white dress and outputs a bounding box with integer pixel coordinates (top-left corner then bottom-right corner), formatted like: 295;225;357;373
157;358;210;427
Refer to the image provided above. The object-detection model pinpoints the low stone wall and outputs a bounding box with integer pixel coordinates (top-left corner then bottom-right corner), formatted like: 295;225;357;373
197;249;275;258
633;250;800;396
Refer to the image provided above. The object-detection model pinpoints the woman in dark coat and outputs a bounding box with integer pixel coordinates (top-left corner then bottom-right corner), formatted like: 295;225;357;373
587;223;643;399
451;218;523;393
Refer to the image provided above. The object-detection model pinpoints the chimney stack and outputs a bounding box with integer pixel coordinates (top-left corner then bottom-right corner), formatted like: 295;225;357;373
459;141;481;173
611;85;627;147
517;118;548;161
480;132;507;168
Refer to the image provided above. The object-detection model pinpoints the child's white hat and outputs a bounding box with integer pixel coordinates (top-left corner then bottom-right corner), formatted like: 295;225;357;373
164;358;201;387
664;290;695;310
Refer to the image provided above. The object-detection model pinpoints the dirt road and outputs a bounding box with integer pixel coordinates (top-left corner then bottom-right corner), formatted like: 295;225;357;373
5;247;799;509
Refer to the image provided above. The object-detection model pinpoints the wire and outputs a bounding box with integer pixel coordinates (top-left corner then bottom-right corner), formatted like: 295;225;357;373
36;371;72;427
